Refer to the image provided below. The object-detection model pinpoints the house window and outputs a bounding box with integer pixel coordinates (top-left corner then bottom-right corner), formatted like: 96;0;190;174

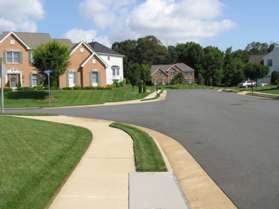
112;65;120;76
267;59;273;67
6;51;21;64
31;74;38;87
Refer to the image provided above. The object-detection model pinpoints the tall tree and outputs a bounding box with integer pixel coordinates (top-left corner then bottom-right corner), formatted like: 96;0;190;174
223;48;245;86
175;42;204;83
245;42;278;55
244;63;269;85
33;41;70;87
203;46;224;86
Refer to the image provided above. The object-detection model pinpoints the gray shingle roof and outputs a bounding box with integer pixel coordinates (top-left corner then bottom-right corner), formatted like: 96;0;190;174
151;63;194;74
53;38;75;49
14;32;51;48
88;41;123;56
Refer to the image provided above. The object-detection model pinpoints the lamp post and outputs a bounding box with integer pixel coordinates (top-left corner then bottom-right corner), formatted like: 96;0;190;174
45;70;52;105
0;57;5;113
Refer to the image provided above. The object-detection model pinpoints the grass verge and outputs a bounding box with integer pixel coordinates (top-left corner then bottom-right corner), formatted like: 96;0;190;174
0;116;92;209
110;122;167;172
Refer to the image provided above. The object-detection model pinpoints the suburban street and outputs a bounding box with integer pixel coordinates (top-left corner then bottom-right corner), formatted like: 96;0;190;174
14;90;279;209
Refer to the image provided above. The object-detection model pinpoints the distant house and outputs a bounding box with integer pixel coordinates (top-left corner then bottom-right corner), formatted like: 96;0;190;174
261;47;279;83
0;31;124;89
151;63;195;85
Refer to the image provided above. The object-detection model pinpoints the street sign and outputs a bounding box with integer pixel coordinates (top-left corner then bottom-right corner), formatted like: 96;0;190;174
45;69;53;75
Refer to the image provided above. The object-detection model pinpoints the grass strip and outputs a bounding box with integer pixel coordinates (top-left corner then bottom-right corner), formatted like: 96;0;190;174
110;122;167;172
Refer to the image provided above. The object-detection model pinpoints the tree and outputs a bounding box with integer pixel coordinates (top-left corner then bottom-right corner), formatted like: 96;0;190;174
140;64;151;84
244;63;269;85
203;46;224;86
245;42;278;55
135;36;169;65
171;72;184;85
33;41;70;87
175;42;204;83
271;71;279;85
223;48;245;86
126;63;141;87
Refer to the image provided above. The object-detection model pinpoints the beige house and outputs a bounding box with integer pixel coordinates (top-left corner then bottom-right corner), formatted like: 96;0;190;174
0;32;109;88
151;63;195;85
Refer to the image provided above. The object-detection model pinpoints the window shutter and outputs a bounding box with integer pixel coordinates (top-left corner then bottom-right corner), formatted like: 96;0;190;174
29;73;32;87
66;71;69;87
3;51;6;64
29;51;33;64
89;71;92;86
74;72;77;86
19;52;23;64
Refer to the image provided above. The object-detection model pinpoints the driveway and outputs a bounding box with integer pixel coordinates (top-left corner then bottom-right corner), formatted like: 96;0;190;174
12;90;279;209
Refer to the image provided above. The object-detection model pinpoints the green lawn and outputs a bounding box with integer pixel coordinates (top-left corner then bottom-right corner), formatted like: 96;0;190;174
110;122;167;172
4;86;151;108
256;86;279;95
0;116;92;209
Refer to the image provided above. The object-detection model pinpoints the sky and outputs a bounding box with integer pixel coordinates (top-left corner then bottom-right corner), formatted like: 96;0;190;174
0;0;278;50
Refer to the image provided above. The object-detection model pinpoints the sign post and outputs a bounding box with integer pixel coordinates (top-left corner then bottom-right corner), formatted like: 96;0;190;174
0;58;5;113
45;70;52;105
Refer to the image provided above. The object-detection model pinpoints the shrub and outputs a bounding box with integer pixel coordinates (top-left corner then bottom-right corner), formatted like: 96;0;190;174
171;72;185;85
271;71;279;85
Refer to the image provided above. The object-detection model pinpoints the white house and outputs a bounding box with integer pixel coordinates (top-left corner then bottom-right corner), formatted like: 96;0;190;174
89;42;124;85
263;47;279;82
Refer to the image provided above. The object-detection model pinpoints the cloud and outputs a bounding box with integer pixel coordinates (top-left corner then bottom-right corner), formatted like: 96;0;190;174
65;28;112;47
77;0;235;44
0;0;44;32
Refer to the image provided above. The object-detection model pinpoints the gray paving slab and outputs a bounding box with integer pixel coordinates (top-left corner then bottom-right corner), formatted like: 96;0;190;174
129;172;189;209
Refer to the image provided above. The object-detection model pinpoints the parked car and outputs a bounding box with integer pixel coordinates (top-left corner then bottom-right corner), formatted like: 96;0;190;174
238;80;256;88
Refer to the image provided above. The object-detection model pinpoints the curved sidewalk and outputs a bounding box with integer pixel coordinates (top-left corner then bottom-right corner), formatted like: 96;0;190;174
21;116;135;209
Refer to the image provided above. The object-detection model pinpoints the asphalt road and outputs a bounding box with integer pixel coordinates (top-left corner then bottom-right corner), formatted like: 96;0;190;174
13;90;279;209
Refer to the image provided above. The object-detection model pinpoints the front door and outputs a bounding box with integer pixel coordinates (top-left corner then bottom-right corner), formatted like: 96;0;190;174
8;74;20;88
91;72;99;87
68;72;75;88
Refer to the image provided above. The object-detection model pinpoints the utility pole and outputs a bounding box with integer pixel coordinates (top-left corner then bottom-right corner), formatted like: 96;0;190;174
0;57;5;113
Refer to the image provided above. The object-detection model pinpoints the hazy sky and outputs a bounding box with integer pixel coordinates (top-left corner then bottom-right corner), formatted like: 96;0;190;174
0;0;278;50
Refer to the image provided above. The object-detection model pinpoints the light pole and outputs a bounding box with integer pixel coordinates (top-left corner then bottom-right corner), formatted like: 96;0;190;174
45;70;52;105
0;57;5;113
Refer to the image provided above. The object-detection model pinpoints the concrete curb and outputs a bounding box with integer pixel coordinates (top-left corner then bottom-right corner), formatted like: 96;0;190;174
134;125;238;209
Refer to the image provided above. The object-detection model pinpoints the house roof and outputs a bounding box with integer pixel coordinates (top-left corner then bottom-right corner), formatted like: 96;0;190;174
151;63;194;74
248;55;264;64
88;41;124;56
53;38;74;49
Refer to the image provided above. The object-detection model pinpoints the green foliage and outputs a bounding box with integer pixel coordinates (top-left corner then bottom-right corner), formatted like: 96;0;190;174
33;41;71;87
171;72;185;85
245;42;278;55
110;122;167;172
223;48;245;86
271;71;279;85
202;46;224;86
175;42;204;83
244;63;269;84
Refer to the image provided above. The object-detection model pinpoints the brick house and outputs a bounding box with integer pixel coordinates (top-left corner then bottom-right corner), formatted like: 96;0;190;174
0;32;124;89
151;63;195;85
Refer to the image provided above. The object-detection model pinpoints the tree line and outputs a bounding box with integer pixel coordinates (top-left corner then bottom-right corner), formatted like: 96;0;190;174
112;36;277;86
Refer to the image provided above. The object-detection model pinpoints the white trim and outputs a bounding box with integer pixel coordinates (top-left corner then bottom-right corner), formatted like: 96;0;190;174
0;32;31;50
81;53;108;68
97;52;125;58
70;41;93;56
